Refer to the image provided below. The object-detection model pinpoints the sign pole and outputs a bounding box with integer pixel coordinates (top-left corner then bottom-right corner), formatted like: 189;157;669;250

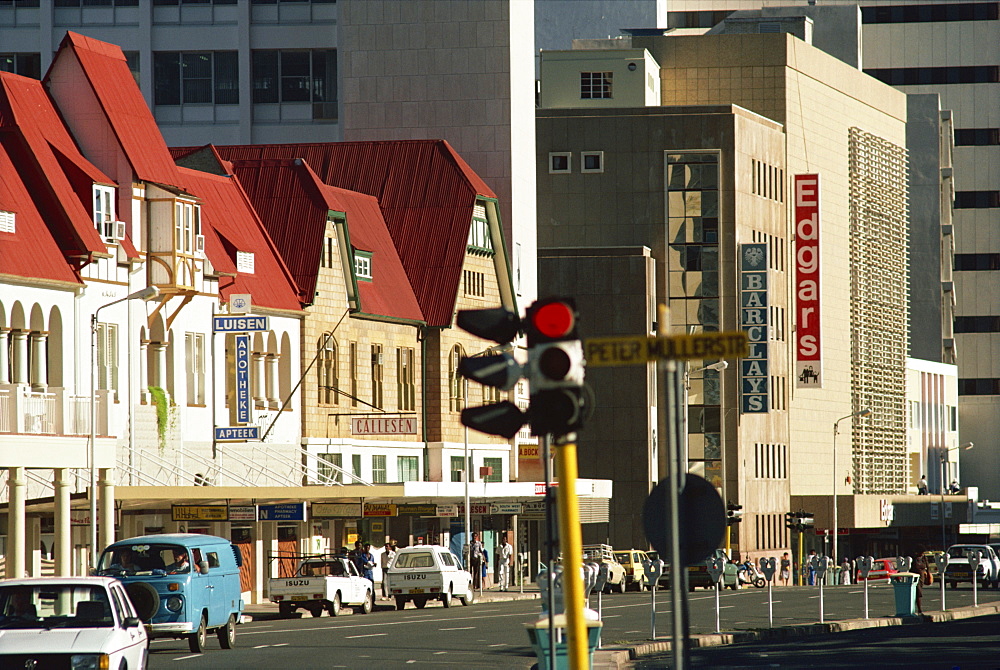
554;436;588;670
665;357;687;670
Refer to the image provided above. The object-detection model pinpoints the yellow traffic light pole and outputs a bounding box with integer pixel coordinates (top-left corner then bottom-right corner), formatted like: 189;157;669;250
555;436;588;669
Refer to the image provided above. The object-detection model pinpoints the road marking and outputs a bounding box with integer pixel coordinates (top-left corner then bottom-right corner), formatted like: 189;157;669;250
274;643;289;647
488;643;508;647
253;645;270;649
602;614;621;618
173;654;202;660
626;630;643;634
434;651;448;655
345;633;389;639
720;605;735;609
440;626;475;631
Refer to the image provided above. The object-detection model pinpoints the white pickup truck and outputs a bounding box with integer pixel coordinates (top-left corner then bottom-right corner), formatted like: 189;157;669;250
269;555;374;617
384;545;475;610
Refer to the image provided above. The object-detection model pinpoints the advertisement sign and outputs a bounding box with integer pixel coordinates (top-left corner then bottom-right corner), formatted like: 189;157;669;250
234;333;251;424
436;504;458;517
397;504;438;516
363;503;397;517
794;174;823;388
215;425;260;441
351;417;418;435
740;243;769;413
258;503;306;521
490;503;523;515
228;505;257;521
172;505;228;522
213;315;269;332
312;503;362;518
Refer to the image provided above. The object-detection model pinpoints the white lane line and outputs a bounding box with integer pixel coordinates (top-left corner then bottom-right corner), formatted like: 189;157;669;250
434;651;448;655
273;643;289;647
602;614;621;618
488;643;508;647
345;633;388;639
253;644;270;649
172;654;202;661
440;626;475;631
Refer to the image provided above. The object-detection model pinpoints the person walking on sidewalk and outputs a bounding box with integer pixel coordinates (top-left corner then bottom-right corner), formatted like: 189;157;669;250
470;533;484;589
380;541;396;600
779;552;791;586
497;536;513;591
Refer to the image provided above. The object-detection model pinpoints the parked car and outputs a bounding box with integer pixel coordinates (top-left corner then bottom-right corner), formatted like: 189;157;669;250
582;544;627;593
943;544;1000;589
687;549;738;590
0;576;148;669
98;533;244;652
856;557;900;582
614;549;651;591
385;545;475;610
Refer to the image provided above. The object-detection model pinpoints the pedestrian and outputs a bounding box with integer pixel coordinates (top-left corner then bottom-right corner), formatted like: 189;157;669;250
949;479;961;494
359;543;376;584
915;554;930;614
469;532;484;589
380;541;396;600
840;557;852;585
779;552;791;586
918;475;929;495
806;550;817;585
497;535;513;591
349;540;365;575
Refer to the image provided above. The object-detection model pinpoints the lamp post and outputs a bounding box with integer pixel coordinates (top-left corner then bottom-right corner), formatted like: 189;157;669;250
832;408;870;568
939;442;973;549
90;285;159;570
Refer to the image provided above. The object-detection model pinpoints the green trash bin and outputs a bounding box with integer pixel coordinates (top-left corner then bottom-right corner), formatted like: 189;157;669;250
889;572;918;616
525;613;603;670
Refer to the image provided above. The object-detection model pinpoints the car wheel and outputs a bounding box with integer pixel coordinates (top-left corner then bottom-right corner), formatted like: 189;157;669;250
278;602;296;618
460;586;475;606
618;578;626;594
360;589;374;615
414;597;428;609
395;596;406;611
217;614;236;649
188;614;207;654
327;593;342;617
442;586;453;608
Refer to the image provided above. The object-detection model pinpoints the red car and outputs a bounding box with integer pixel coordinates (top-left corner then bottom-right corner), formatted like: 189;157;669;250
856;557;900;582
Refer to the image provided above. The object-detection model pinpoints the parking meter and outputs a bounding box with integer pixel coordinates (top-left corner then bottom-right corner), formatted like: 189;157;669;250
643;559;664;586
967;549;982;575
894;556;912;573
594;561;610;593
582;562;597;600
939;552;950;610
537;564;564;615
811;554;830;580
707;556;726;585
759;557;777;582
857;556;874;580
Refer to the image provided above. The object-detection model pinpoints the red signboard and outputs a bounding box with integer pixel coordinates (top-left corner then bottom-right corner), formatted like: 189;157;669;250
794;174;822;388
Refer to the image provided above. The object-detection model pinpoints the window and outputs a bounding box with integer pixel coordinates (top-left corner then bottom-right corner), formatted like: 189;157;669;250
865;66;999;86
397;456;419;482
954;316;1000;333
318;335;338;405
93;185;116;239
549;152;572;174
467;204;493;253
580;71;612;99
954;191;1000;209
954;128;1000;146
251;50;338;119
463;270;485;297
451;456;466;482
862;2;998;24
96;323;119;395
0;211;13;234
0;53;41;79
483;457;502;483
349;342;358;407
153;51;239;105
174;201;201;254
372;455;387;484
954;253;1000;271
397;347;415;411
185;333;205;405
581;151;604;173
351;454;362;480
355;251;372;280
318;453;342;484
449;345;464;411
322;236;335;269
236;251;255;273
371;344;383;409
958;378;1000;395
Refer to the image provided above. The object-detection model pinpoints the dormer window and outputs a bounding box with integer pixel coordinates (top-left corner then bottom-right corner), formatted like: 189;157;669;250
0;210;14;234
355;251;372;281
236;250;255;274
93;185;120;241
174;201;202;254
467;203;493;255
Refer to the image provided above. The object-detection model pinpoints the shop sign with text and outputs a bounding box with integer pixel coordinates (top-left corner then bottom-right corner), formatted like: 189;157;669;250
172;505;228;522
363;503;397;517
351;417;417;435
794;174;823;388
312;503;362;518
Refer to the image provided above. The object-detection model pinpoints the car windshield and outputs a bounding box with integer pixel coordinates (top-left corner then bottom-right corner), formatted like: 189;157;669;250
0;584;114;629
394;552;435;569
97;543;191;575
948;546;984;559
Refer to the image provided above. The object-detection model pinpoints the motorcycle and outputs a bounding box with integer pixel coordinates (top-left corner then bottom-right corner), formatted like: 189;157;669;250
737;560;767;588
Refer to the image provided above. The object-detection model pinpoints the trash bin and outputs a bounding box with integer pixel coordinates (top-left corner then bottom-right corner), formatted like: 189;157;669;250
525;612;603;670
889;572;919;616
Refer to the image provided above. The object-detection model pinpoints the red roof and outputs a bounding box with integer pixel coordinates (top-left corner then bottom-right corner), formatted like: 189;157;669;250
50;32;182;188
0;70;110;261
174;141;492;327
228;157;422;322
173;166;302;312
0;139;81;285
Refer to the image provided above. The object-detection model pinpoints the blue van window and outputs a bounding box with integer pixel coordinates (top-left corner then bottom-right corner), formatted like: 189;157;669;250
207;552;220;568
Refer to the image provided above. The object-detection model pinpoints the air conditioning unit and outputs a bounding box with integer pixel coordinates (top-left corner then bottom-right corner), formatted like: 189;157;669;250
195;234;205;253
114;220;127;240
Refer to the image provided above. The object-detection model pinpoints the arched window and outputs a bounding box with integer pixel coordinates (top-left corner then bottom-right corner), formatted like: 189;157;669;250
317;334;338;405
449;345;465;412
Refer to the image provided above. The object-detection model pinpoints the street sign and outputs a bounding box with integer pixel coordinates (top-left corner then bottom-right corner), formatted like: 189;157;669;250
214;425;261;441
212;315;270;332
642;473;726;566
584;331;749;367
258;503;306;521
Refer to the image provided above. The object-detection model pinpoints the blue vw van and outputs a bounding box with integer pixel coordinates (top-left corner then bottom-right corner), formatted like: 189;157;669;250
98;533;244;652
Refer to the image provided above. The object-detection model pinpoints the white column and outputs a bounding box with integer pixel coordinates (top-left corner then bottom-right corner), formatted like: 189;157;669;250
26;515;41;576
7;467;26;578
99;468;115;554
29;331;48;390
253;352;265;405
138;340;149;394
10;330;29;385
152;342;167;391
266;353;279;407
0;329;10;384
53;468;72;576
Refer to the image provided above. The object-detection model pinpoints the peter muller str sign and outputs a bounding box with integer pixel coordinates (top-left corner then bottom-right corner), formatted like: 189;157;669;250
351;416;417;435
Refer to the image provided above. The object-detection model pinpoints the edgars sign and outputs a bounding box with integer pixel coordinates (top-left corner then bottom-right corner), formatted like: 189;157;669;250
794;174;823;388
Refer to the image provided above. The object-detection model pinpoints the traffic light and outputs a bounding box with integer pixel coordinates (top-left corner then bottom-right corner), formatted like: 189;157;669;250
524;297;587;437
726;501;744;526
456;307;526;438
785;511;797;531
784;510;814;532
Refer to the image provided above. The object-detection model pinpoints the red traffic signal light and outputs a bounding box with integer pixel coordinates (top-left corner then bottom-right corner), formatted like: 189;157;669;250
525;298;577;344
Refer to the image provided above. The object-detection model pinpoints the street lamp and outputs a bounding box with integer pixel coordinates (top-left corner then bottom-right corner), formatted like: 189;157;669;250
832;408;870;567
939;442;973;549
90;285;159;570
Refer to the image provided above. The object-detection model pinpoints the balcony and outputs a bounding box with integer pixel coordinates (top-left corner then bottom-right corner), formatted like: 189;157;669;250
0;384;112;436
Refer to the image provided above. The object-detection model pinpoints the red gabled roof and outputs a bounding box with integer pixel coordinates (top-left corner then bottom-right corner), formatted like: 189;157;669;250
174;140;494;327
0;139;82;285
51;32;182;188
173;166;302;312
228;157;422;322
0;71;110;260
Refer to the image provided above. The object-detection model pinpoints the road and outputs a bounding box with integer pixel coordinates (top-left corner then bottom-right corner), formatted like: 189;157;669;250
147;582;1000;668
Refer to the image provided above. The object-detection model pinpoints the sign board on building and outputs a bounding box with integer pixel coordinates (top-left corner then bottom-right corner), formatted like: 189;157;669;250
215;425;261;441
458;504;491;515
229;294;251;314
519;443;541;460
258;503;306;521
312;503;363;518
212;315;270;332
794;174;823;388
351;417;417;435
535;482;558;495
584;332;748;367
228;505;257;521
490;503;523;515
740;243;769;413
363;503;397;517
436;504;458;517
234;334;251;424
172;505;228;522
397;504;437;516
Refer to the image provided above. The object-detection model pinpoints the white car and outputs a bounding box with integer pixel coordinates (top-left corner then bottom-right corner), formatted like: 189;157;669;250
385;545;475;610
0;576;148;669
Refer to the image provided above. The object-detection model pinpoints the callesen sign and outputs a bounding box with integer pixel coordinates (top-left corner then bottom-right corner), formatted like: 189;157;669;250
794;174;823;388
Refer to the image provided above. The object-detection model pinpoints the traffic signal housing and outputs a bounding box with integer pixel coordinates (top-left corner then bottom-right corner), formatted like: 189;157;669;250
784;510;814;532
726;501;744;526
525;298;587;437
